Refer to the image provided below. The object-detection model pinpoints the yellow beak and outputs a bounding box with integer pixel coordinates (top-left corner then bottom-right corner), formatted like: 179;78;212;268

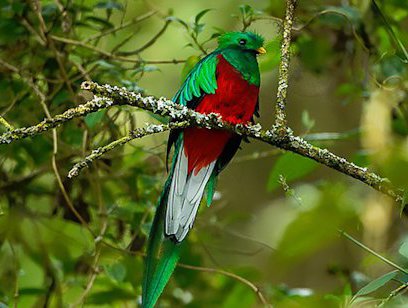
257;47;267;54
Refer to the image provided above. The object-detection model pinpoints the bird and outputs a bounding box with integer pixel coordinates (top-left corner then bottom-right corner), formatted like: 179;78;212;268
142;31;265;308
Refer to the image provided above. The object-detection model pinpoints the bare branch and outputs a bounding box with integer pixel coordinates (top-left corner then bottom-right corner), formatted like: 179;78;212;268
340;230;408;275
178;263;271;307
117;19;172;56
84;11;157;43
50;35;185;65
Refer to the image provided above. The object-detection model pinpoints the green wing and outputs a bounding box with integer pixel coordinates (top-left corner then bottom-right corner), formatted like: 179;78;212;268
173;52;219;106
166;52;219;166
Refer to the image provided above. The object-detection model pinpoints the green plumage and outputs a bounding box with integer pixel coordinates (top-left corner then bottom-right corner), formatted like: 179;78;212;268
222;49;261;86
142;31;264;308
173;53;218;106
206;173;217;207
173;31;263;106
142;139;183;308
218;31;263;86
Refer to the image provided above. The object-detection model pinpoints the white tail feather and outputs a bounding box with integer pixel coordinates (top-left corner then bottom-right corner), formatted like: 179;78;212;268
165;143;215;242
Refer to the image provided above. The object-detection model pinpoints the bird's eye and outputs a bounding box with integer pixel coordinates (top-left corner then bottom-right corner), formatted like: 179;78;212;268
239;39;247;45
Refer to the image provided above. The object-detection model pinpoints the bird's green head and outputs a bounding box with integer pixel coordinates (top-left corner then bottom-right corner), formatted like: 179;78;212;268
217;31;266;54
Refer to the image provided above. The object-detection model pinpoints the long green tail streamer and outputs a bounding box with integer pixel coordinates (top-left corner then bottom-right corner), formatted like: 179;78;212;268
142;144;182;308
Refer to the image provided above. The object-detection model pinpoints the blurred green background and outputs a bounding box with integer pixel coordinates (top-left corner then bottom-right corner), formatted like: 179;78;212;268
1;0;408;307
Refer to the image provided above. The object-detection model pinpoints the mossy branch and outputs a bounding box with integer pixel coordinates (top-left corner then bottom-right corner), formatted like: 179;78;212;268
0;96;114;144
0;80;402;203
67;122;188;178
275;0;297;131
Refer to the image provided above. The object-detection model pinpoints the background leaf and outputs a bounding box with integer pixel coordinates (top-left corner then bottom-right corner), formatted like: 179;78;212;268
354;271;398;298
267;153;318;192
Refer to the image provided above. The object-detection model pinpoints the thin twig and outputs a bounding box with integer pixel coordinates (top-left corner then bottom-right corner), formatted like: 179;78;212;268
67;121;190;178
72;170;108;306
50;35;185;65
292;10;370;52
10;38;93;237
67;123;171;178
379;282;408;307
84;11;157;43
8;242;19;308
339;230;408;275
178;263;271;307
71;246;102;307
117;19;172;55
111;33;135;54
0;58;47;102
86;239;271;306
0;116;14;131
233;149;282;163
303;129;360;142
32;0;75;96
19;16;46;46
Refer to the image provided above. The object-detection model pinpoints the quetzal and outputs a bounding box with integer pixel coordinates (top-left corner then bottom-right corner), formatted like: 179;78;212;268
142;31;265;307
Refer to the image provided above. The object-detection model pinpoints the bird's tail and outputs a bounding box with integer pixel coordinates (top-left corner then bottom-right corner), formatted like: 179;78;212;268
142;152;182;308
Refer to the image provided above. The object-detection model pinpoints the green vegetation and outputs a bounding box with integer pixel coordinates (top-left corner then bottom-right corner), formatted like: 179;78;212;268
1;0;408;307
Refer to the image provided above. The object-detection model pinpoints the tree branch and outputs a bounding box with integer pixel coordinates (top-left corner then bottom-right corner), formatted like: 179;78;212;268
68;122;185;178
0;116;14;131
50;35;185;65
178;263;270;307
0;95;114;144
1;80;402;204
275;0;297;131
117;19;172;56
84;11;157;43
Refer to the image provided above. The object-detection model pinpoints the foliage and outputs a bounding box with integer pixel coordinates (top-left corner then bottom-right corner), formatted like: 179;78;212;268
0;0;408;307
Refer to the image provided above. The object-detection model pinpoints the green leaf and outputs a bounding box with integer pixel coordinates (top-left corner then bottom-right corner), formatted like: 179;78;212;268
105;263;127;283
0;18;26;44
400;190;408;217
301;110;315;131
87;288;135;304
94;59;116;69
296;35;332;73
267;153;318;192
354;270;398;298
239;4;254;17
95;1;124;11
192;23;205;35
11;2;26;15
372;0;408;62
321;5;362;27
399;238;408;258
222;284;255;308
195;9;212;24
85;16;114;29
52;90;70;106
42;4;58;17
18;288;47;295
85;110;106;128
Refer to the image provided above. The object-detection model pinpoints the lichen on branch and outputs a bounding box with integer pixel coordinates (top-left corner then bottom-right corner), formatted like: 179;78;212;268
275;0;297;130
0;80;402;203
